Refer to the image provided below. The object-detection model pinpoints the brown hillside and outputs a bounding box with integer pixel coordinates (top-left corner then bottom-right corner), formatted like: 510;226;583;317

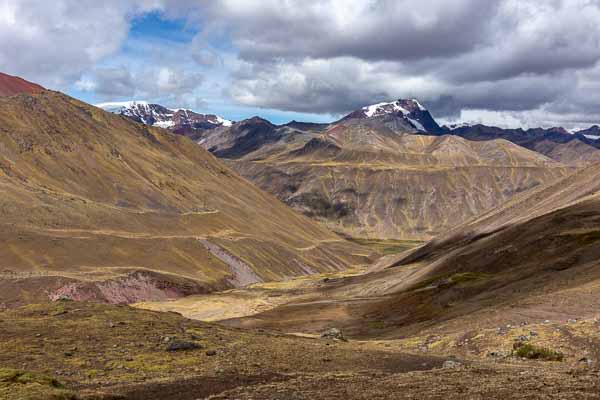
221;119;571;240
0;91;373;307
224;165;600;341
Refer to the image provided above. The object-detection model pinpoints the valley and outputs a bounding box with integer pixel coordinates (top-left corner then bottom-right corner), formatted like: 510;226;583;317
2;72;600;400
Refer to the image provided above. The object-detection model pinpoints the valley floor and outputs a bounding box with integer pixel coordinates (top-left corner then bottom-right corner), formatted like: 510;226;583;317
4;260;600;399
3;301;600;400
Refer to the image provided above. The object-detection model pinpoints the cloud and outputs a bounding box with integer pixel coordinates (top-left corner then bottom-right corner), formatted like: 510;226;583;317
3;0;600;127
206;0;503;62
0;0;164;88
203;0;600;127
78;65;204;105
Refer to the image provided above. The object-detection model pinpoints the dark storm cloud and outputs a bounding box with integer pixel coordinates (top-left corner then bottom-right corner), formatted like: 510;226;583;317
204;0;600;126
207;0;504;63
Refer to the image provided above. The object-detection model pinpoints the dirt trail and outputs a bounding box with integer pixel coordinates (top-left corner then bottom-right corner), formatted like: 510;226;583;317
198;239;263;287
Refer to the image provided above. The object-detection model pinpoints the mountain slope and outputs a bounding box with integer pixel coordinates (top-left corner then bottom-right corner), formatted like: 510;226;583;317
444;124;600;165
0;72;44;96
0;90;373;307
224;164;600;341
214;113;570;240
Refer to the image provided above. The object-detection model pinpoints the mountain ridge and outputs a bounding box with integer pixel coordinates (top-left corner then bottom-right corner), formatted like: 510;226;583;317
0;72;44;97
0;88;373;307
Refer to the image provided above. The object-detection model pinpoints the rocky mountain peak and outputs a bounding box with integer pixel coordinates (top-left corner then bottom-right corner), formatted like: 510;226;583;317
96;100;232;140
341;98;443;134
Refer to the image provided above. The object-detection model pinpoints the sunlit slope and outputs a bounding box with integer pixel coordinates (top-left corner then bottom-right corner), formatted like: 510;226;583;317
226;121;571;240
226;165;600;339
0;91;373;305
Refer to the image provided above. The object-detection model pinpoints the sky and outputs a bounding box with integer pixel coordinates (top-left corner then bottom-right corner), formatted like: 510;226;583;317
1;0;600;128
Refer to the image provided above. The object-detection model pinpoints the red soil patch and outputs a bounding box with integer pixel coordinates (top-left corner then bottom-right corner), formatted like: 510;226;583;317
0;72;44;96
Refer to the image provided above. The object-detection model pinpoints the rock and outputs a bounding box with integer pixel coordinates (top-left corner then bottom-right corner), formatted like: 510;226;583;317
579;357;593;366
529;330;538;336
205;350;217;356
568;319;578;324
442;360;462;369
515;335;529;342
166;341;201;352
163;336;171;343
513;341;526;350
320;328;347;341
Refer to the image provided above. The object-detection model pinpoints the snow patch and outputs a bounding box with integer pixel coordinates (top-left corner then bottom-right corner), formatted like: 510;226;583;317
154;120;175;128
362;101;409;117
216;115;233;127
407;117;426;132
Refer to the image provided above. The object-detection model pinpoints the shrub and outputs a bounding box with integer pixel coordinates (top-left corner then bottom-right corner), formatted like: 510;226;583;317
513;343;564;361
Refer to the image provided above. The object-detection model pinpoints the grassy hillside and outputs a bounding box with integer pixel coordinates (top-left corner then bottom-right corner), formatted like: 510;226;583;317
0;91;373;306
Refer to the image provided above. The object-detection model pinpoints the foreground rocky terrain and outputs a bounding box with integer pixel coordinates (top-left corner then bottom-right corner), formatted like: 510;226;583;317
3;300;600;400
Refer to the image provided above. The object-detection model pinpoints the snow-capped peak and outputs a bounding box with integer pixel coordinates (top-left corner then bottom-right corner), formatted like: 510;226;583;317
359;99;427;118
96;100;233;131
344;99;442;134
363;101;409;118
95;100;150;113
444;122;473;130
215;115;233;127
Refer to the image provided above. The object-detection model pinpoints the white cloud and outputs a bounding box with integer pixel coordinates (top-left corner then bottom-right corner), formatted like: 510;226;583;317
3;0;600;127
0;0;162;88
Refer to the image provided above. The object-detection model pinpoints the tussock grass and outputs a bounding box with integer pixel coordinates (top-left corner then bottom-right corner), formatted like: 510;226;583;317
513;344;564;361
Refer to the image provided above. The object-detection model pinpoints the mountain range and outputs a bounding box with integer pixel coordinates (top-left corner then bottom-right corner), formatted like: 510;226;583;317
100;98;600;167
443;124;600;165
102;99;578;240
4;72;600;398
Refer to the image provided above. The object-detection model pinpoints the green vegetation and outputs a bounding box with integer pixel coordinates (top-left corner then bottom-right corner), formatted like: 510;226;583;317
347;238;423;255
367;321;386;330
513;344;564;361
0;369;75;400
